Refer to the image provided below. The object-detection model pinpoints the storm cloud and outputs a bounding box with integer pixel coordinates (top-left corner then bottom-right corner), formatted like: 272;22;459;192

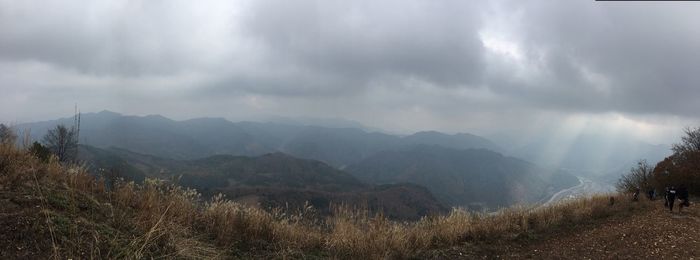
1;0;699;143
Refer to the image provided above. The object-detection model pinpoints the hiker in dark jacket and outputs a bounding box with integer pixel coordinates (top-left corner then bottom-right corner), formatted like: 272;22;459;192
678;185;690;213
667;186;677;212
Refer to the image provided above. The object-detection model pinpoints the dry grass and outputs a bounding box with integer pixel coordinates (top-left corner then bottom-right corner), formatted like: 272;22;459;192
0;143;651;259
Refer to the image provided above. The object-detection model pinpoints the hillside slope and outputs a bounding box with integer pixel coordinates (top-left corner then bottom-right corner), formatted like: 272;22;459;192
403;131;503;153
78;145;447;220
426;200;700;259
347;145;579;209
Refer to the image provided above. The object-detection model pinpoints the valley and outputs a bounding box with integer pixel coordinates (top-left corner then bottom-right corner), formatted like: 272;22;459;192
541;176;615;207
16;111;599;214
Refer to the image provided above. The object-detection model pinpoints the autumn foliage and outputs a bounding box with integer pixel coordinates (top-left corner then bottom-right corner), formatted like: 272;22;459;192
651;127;700;195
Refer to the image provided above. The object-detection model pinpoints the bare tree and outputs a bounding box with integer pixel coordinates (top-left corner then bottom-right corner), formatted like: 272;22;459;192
662;126;700;195
616;160;654;193
672;126;700;161
43;124;78;163
0;124;17;145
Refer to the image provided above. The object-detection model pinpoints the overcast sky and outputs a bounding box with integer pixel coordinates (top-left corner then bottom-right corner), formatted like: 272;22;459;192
1;0;699;144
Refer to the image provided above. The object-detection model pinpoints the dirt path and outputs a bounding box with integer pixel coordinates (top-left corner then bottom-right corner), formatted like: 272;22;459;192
429;200;700;259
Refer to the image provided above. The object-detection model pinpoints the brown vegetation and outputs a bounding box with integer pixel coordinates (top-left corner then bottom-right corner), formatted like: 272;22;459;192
0;142;652;259
427;197;697;259
614;126;700;197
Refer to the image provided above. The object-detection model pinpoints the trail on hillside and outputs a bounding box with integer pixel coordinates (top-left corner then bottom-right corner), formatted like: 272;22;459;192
515;200;700;259
430;199;700;259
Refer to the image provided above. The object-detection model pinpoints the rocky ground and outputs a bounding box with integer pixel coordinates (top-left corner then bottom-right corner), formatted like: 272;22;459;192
428;198;700;259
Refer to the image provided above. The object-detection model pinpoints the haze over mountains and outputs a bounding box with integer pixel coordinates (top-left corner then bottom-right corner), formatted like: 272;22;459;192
18;110;669;172
17;110;503;165
347;145;577;208
499;134;671;189
15;110;671;214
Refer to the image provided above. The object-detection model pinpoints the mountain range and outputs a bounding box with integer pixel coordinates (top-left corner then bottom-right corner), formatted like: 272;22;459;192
78;145;447;220
17;110;503;166
16;111;636;212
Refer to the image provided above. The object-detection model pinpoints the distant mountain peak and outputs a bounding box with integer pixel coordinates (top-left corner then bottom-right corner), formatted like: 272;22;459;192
403;130;503;153
183;117;229;123
143;114;170;120
412;130;443;136
95;110;122;116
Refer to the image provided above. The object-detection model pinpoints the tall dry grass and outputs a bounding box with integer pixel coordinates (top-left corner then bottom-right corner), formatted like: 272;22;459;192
0;143;650;259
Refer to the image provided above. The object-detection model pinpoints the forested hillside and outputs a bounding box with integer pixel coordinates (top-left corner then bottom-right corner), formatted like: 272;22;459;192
78;145;446;220
348;145;579;209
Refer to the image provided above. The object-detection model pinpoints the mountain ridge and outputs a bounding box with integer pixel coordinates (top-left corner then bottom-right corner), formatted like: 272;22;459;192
17;110;504;166
77;145;447;220
347;145;579;209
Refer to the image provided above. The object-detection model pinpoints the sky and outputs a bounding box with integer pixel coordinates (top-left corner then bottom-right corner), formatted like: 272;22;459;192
1;0;699;145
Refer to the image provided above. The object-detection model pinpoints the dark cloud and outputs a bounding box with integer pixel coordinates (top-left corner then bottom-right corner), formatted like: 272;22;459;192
241;0;485;88
0;1;238;75
482;1;700;117
1;0;699;143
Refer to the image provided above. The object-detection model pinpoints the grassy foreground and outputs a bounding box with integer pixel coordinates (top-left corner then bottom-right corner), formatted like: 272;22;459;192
0;143;651;259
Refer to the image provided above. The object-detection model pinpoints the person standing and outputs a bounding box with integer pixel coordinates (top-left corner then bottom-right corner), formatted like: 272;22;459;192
667;186;677;212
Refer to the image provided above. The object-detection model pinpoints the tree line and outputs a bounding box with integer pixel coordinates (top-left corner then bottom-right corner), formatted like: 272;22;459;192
618;127;700;196
0;123;80;163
